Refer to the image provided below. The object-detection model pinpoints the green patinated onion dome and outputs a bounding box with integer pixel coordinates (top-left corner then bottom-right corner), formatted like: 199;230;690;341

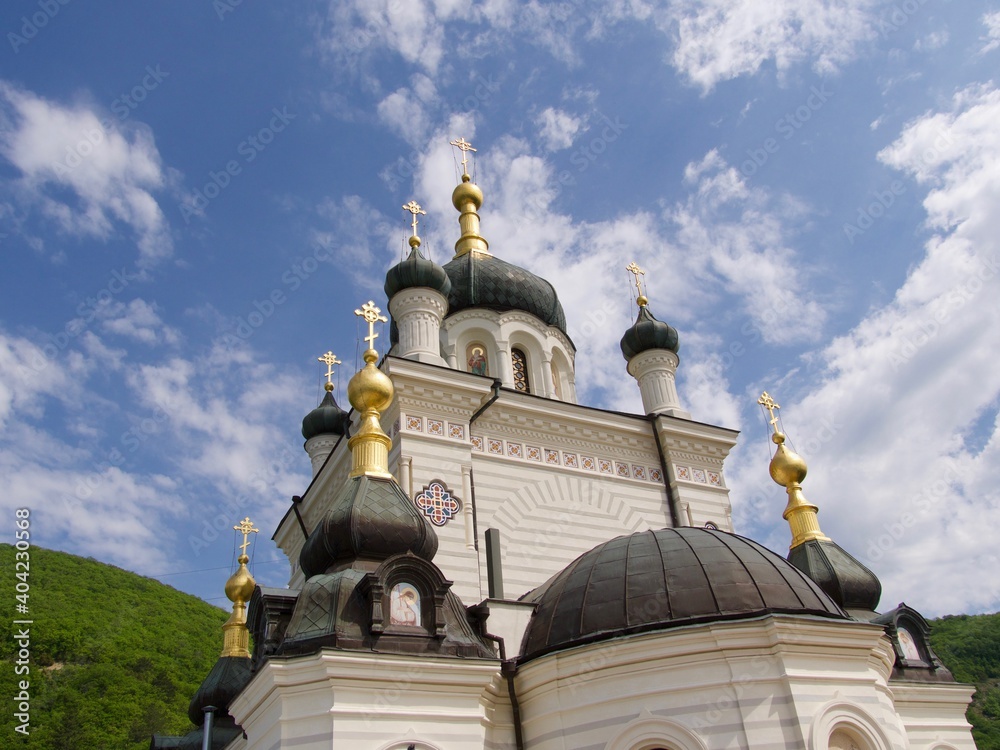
301;388;349;441
384;241;453;299
620;303;679;360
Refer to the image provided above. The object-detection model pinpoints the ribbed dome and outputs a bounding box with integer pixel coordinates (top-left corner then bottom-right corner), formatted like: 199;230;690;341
520;527;845;662
384;245;452;299
442;253;568;335
298;475;438;578
620;305;679;360
788;538;882;614
188;655;252;725
301;390;349;441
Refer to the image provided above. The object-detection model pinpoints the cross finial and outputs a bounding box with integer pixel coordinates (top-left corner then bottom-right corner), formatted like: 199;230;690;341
625;261;648;306
757;391;781;433
354;300;388;350
402;200;426;236
449;137;477;177
233;516;259;558
317;351;341;392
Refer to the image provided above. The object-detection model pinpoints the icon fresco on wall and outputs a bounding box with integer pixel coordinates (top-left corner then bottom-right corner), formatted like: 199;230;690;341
389;583;421;627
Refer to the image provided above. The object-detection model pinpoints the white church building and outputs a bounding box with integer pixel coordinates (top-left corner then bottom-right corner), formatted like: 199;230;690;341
153;144;976;750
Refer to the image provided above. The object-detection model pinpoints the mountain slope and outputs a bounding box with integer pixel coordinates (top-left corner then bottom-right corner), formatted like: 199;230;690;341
931;613;1000;750
0;544;227;749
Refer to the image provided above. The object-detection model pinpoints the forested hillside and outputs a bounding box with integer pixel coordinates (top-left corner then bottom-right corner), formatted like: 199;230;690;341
0;544;226;749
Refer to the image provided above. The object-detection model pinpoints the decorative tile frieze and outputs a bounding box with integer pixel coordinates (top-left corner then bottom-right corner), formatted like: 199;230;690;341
582;456;596;471
406;415;423;432
507;442;523;458
449;423;465;440
471;436;484;452
676;466;691;481
526;446;541;461
545;449;560;465
708;471;722;487
632;465;647;480
615;462;630;478
649;468;663;482
692;468;707;484
427;419;444;436
563;453;578;468
599;459;613;474
488;438;503;455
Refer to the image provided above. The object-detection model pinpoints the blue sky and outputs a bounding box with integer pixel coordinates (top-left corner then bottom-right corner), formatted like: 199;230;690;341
1;1;998;615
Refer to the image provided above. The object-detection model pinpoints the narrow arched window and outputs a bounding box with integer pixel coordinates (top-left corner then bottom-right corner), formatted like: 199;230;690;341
512;348;530;393
467;343;488;376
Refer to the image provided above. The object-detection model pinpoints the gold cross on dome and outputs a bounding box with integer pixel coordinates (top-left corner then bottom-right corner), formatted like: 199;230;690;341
402;200;426;235
757;391;781;432
233;516;259;557
449;137;476;176
317;351;341;386
625;261;646;298
355;300;388;349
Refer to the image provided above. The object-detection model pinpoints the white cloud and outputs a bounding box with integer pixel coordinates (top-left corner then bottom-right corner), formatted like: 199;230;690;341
664;0;878;92
0;81;173;264
98;298;182;347
535;107;583;151
981;10;1000;54
736;81;1000;615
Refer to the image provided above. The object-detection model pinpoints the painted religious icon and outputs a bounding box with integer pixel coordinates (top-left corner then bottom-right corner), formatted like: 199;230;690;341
898;626;921;661
467;345;488;376
389;583;421;627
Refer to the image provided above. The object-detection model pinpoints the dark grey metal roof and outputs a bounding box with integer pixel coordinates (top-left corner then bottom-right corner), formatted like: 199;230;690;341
442;253;568;334
620;304;679;360
298;476;438;579
384;245;452;298
788;538;881;614
301;390;349;441
519;527;846;662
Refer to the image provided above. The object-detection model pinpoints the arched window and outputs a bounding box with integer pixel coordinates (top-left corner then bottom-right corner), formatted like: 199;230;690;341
512;348;530;393
467;343;488;376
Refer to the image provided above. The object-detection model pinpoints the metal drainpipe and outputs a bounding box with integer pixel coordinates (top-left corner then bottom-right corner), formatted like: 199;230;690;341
649;414;682;528
480;631;525;750
468;380;503;552
202;706;215;750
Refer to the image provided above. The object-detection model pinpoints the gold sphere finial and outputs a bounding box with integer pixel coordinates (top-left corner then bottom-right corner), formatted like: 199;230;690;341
636;294;649;307
409;234;421;248
347;304;395;478
757;392;830;549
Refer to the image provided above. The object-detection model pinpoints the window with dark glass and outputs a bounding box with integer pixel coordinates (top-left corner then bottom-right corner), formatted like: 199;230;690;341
512;348;530;393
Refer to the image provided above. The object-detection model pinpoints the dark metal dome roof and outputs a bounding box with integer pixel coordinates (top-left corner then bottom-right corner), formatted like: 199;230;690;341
301;390;349;441
442;253;568;335
519;527;846;662
384;245;452;299
620;304;679;360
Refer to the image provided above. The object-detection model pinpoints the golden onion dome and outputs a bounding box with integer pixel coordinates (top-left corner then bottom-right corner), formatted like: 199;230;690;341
452;172;484;211
347;349;394;414
224;554;256;604
768;431;808;486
